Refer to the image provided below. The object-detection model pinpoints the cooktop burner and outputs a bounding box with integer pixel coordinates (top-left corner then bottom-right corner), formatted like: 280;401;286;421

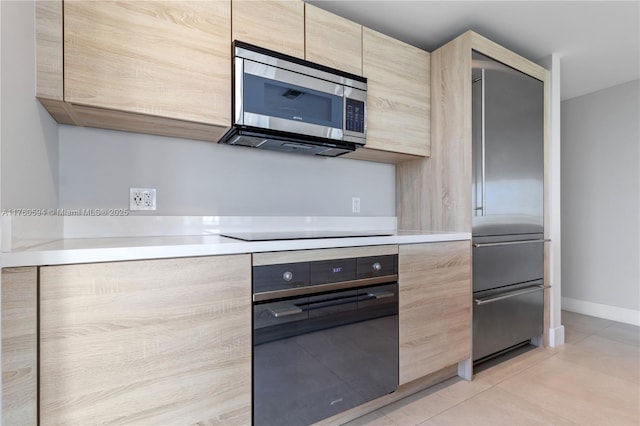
220;230;394;241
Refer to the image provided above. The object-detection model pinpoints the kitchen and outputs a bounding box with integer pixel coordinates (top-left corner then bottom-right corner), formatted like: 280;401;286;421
1;0;639;425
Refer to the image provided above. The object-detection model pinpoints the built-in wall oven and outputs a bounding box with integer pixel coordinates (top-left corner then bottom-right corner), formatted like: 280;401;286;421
252;249;398;425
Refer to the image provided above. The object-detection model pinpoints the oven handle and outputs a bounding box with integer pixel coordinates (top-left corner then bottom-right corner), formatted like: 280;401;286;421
474;284;551;305
253;275;398;302
269;295;359;318
268;305;304;318
364;290;395;300
268;289;396;318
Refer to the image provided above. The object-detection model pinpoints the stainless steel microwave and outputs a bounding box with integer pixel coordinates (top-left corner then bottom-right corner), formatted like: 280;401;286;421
218;41;367;157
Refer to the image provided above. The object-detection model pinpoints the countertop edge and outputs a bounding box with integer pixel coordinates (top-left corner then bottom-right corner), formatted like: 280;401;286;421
1;232;471;268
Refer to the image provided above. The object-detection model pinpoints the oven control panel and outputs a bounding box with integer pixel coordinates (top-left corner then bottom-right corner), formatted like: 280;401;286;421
252;254;398;302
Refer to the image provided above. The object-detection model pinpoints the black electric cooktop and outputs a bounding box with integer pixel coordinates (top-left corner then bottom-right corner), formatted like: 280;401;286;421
220;230;394;241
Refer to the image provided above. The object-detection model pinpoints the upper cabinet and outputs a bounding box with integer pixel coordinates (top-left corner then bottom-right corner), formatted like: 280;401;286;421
64;1;230;127
37;0;231;142
347;28;430;162
304;3;362;76
35;0;431;163
233;0;304;58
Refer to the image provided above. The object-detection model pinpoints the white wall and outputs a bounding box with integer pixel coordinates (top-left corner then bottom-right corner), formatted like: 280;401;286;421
1;1;59;211
561;79;640;325
58;125;396;217
1;0;62;250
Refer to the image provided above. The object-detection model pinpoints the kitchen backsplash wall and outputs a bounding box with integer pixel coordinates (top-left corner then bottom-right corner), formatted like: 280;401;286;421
59;125;396;216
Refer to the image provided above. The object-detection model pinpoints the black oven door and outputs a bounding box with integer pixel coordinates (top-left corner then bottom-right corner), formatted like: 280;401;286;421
253;283;398;426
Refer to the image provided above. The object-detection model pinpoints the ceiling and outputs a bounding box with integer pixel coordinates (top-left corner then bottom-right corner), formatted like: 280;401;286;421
306;1;640;100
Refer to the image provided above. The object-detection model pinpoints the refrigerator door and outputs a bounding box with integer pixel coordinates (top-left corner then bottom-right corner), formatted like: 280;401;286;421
472;51;544;237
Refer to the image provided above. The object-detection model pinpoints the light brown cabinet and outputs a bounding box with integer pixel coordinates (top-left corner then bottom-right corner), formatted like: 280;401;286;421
232;0;304;58
398;241;472;385
36;0;432;164
2;268;38;426
346;27;431;163
37;0;231;142
38;255;251;425
304;3;362;76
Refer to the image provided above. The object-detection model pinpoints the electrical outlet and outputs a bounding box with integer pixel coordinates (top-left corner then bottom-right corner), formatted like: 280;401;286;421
130;188;156;211
352;197;361;213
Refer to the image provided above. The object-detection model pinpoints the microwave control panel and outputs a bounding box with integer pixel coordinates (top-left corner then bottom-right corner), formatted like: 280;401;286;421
345;98;365;134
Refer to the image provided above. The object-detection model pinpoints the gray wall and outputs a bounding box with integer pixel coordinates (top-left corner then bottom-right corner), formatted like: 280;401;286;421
1;1;59;210
561;79;639;311
59;124;396;217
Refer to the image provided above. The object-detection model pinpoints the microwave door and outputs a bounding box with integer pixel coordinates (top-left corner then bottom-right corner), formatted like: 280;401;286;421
238;59;344;140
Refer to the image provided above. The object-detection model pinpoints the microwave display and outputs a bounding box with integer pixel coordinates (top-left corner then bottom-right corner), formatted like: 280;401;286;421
345;98;365;133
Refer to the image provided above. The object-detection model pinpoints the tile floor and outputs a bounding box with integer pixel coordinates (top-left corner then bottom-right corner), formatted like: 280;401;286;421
345;311;640;425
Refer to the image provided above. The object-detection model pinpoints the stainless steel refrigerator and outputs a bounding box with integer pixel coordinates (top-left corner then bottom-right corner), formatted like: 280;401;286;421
471;51;546;363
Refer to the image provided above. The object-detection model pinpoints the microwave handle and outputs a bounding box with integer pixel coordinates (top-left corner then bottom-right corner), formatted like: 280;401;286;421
242;59;344;97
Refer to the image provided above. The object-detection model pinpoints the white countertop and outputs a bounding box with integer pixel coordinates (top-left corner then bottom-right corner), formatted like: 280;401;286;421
1;230;471;268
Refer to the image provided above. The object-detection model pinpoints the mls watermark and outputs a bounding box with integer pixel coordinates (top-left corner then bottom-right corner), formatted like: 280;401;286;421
1;208;130;217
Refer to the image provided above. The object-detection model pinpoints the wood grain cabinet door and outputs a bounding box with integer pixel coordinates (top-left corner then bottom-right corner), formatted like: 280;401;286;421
2;267;38;426
39;255;251;425
398;241;472;385
362;27;431;157
64;1;231;127
304;3;362;76
232;0;304;58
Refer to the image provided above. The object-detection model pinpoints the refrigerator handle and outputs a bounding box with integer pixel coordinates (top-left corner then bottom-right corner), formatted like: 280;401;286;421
474;285;551;305
473;239;551;248
480;68;486;216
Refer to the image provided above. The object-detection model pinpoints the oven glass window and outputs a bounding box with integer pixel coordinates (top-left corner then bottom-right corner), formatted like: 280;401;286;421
244;73;343;129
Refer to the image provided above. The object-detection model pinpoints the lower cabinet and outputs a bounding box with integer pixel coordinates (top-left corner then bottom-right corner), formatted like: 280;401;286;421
1;243;473;422
398;241;472;385
2;267;38;425
37;255;252;425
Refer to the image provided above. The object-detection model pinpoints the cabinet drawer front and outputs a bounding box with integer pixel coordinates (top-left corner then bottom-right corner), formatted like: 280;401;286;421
473;283;543;361
473;239;543;292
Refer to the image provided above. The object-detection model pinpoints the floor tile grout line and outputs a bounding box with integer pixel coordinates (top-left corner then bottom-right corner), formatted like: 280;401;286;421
473;347;563;388
411;384;499;426
415;350;567;425
347;312;639;425
493;383;581;426
399;347;558;424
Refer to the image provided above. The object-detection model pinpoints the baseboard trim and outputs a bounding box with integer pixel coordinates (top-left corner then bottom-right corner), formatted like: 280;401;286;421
562;297;640;326
548;325;565;347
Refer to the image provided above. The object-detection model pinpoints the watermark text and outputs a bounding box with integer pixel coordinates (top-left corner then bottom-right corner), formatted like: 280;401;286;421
1;208;130;217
